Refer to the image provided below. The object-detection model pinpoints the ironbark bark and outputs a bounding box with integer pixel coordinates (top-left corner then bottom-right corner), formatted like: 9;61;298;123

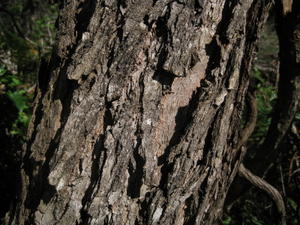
7;0;271;224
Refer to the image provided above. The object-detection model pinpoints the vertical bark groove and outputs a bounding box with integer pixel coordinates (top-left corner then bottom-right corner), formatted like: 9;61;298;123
7;0;272;224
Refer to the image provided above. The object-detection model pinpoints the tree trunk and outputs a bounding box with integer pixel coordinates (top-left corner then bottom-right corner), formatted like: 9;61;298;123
7;0;271;224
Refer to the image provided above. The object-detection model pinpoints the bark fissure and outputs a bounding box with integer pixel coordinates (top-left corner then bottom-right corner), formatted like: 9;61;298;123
7;0;274;224
75;0;97;43
79;137;108;225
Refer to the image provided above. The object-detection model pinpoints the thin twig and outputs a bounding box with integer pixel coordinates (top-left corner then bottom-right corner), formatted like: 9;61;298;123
279;165;286;196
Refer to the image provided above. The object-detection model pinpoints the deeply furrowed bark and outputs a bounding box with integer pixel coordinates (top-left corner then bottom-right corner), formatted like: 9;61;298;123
7;0;271;224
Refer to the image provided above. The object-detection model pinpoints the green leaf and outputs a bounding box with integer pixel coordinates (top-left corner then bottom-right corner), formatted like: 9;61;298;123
18;111;30;125
7;90;28;112
287;198;298;211
9;76;22;87
0;66;6;76
222;216;232;225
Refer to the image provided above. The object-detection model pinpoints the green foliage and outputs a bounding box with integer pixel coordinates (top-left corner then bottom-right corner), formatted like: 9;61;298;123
251;67;277;143
0;0;59;138
7;90;28;112
222;216;232;225
0;67;5;75
0;0;58;81
0;65;31;137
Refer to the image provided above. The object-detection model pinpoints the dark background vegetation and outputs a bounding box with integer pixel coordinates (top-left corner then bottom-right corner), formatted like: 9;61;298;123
0;1;299;224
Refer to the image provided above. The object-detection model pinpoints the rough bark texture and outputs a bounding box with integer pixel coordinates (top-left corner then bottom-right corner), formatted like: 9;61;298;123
7;0;271;224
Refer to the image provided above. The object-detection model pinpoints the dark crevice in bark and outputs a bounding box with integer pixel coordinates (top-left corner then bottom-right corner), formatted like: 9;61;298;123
107;49;115;75
153;46;168;77
204;37;221;78
191;1;203;28
38;57;52;95
53;57;78;100
116;1;126;43
158;86;201;164
117;0;127;9
75;0;97;43
152;4;186;93
40;135;62;204
127;148;145;198
80;137;108;225
52;52;80;125
183;195;197;225
153;69;176;94
199;172;210;203
194;0;203;13
152;12;172;85
245;1;260;44
143;14;152;31
153;43;179;93
152;0;158;7
55;80;79;128
154;5;171;47
217;0;240;44
158;161;174;196
155;15;170;40
127;69;146;199
127;130;145;198
205;37;221;70
104;102;114;126
139;191;157;224
103;216;111;225
200;112;218;165
204;0;240;76
116;18;124;43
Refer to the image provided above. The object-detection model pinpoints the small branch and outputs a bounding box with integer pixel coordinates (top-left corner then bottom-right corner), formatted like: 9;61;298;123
239;164;286;225
279;165;286;196
236;91;287;225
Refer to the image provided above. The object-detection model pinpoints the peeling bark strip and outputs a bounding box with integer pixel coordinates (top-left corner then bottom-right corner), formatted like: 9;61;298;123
7;0;271;225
